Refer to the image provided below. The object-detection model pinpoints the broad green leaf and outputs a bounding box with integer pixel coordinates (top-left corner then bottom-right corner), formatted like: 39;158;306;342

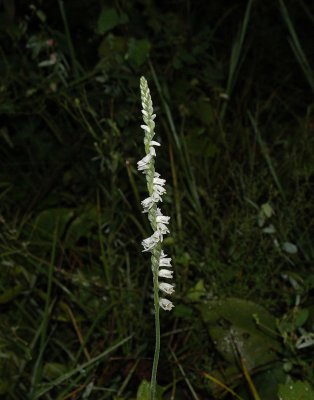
136;380;164;400
32;208;74;241
65;207;97;245
204;365;243;398
262;224;276;234
199;298;281;370
261;203;274;218
0;284;23;304
185;133;219;157
194;98;214;126
98;35;128;59
127;38;151;66
278;380;314;400
186;279;206;302
173;304;194;319
282;242;298;254
0;380;10;395
43;363;68;380
294;308;309;328
136;380;150;400
97;8;128;35
237;363;286;400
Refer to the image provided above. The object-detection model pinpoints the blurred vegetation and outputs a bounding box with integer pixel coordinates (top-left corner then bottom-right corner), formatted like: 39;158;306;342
0;0;314;398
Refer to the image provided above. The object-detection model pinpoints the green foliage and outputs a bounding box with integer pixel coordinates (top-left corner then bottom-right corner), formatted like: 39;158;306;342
97;8;128;35
1;0;314;398
136;380;164;400
199;298;281;369
278;380;314;400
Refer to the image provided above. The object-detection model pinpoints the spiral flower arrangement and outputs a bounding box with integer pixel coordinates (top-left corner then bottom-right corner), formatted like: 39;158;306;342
137;76;174;399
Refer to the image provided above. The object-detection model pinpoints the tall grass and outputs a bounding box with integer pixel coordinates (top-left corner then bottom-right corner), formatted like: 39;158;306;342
0;0;314;398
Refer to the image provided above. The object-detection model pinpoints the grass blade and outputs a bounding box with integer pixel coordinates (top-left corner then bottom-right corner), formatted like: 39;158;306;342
33;335;133;398
278;0;314;93
221;0;254;119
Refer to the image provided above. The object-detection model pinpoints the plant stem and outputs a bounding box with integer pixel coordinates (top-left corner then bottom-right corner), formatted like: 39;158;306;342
58;0;79;78
151;245;161;400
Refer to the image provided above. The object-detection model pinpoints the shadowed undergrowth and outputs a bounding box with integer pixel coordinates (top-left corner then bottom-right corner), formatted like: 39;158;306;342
0;0;314;398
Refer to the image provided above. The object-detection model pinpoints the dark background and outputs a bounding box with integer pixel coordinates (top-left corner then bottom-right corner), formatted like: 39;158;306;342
0;0;314;399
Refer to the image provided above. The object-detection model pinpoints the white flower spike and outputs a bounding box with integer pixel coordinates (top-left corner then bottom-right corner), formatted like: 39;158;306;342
138;76;174;311
138;76;175;400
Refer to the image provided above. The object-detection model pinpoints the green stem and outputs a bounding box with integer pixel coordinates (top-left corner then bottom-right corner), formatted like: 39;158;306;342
151;244;161;400
58;0;79;78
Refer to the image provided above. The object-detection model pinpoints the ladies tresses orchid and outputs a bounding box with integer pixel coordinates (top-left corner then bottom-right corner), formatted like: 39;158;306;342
137;76;175;400
138;76;174;311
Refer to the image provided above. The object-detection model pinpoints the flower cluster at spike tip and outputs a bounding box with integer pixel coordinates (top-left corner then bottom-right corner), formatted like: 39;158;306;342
137;77;174;311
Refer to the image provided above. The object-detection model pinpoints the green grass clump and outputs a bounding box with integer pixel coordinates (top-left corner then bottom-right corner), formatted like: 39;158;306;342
0;0;314;398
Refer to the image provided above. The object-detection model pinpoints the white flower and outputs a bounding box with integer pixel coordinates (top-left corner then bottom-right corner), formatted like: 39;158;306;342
142;231;160;252
157;222;169;233
139;77;174;311
159;251;172;267
154;174;166;186
151;191;163;204
156;209;170;225
137;152;153;172
149;141;160;155
140;124;151;133
158;269;173;279
156;221;169;241
159;298;174;311
153;173;166;196
154;184;166;196
159;282;175;295
137;144;160;173
141;197;155;212
141;179;168;212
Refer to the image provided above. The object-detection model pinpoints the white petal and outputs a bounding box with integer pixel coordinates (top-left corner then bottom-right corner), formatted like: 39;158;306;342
142;231;160;252
154;177;166;186
156;215;170;224
153;184;166;196
141;124;150;133
159;298;174;311
159;282;175;295
151;191;163;203
159;255;172;267
150;140;160;147
137;153;152;171
157;222;169;236
158;269;173;279
149;146;156;156
141;197;154;212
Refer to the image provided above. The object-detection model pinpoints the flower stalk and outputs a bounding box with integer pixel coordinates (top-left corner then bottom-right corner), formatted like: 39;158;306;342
138;76;174;400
